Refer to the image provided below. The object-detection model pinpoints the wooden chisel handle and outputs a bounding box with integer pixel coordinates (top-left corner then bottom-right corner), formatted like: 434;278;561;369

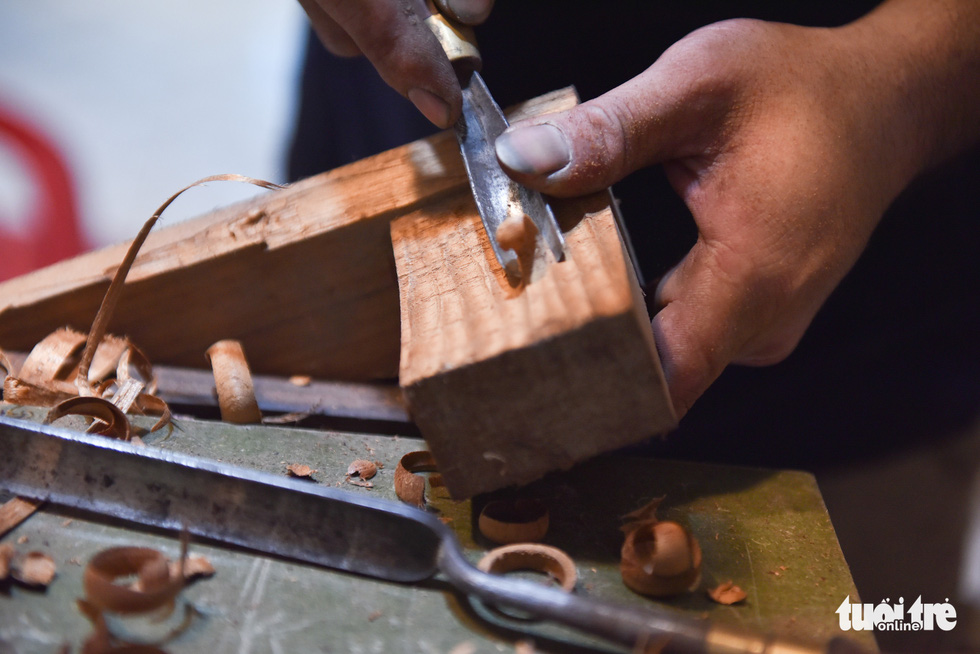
424;0;482;74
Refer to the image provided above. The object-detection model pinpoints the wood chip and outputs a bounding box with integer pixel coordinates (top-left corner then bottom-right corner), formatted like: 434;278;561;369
707;581;747;605
170;554;215;581
0;496;44;538
12;550;57;587
346;459;377;480
286;463;315;479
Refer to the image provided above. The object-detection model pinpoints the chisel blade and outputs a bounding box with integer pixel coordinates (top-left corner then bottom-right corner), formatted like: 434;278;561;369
455;72;566;280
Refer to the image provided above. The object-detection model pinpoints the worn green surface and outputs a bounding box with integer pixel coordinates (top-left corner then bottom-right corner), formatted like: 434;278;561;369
0;404;875;652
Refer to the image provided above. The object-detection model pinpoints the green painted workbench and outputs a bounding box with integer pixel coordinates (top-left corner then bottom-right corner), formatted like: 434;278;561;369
0;404;875;652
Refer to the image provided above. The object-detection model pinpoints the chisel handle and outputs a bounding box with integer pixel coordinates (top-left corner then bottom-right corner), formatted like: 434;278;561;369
425;0;482;75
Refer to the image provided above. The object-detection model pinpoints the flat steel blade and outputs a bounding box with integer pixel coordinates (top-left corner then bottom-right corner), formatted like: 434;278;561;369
0;414;444;583
455;72;566;279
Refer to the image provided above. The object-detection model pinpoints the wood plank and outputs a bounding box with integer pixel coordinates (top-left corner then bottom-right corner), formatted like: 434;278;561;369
0;89;578;381
392;186;677;499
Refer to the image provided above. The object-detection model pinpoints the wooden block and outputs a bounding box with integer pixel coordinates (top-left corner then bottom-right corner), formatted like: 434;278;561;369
0;90;577;381
392;187;677;499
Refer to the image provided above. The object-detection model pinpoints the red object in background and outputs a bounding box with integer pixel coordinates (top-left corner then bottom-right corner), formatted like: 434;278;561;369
0;103;88;282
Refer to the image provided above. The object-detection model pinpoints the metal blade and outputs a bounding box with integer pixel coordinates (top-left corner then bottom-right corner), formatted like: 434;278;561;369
0;414;444;583
455;72;566;279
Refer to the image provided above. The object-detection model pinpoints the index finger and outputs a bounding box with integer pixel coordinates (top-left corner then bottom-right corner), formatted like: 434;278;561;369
315;0;462;128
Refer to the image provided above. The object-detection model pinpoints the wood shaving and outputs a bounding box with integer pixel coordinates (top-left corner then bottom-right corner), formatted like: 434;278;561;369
347;459;377;480
477;543;577;593
286;463;315;479
394;451;441;508
0;543;13;580
11;550;57;587
478;498;549;545
619;499;702;597
44;396;132;441
346;478;374;488
206;339;262;424
81;537;214;617
707;580;747;605
0;496;43;538
169;554;215;581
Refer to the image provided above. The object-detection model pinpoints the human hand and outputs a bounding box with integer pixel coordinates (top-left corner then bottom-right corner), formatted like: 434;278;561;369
494;12;960;418
296;0;494;128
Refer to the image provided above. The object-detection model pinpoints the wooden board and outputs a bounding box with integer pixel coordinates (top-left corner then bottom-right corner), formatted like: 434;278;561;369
0;90;578;381
0;404;877;653
392;183;676;499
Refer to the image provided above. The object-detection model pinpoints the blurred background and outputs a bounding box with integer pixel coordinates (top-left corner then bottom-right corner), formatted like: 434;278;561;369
0;0;305;281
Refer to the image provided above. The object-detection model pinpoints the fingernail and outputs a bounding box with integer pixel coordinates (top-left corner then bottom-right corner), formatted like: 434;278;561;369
446;0;493;24
495;124;570;176
408;87;452;129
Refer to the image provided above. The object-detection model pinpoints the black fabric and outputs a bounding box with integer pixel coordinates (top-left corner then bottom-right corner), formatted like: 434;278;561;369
286;2;979;470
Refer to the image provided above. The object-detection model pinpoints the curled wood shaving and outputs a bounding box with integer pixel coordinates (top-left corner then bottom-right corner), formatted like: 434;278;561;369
478;499;549;545
18;328;87;390
87;335;130;384
74;175;281;397
2;375;75;407
477;543;577;593
394;451;442;508
83;547;186;615
11;550;57;587
707;580;747;605
206;339;262;424
45;396;132;441
620;519;702;597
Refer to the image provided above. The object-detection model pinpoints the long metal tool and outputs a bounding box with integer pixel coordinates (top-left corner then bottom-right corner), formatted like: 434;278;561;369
0;414;857;653
425;6;566;281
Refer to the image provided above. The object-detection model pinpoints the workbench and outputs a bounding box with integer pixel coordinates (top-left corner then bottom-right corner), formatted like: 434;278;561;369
0;403;875;653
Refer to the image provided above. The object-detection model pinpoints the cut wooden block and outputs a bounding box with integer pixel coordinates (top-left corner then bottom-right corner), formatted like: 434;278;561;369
0;90;576;381
392;187;677;499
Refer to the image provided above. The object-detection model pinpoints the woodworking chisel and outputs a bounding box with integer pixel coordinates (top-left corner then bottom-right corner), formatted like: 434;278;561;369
425;3;566;281
0;413;865;654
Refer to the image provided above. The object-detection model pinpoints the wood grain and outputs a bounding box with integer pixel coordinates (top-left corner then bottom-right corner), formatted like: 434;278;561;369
0;90;577;381
392;187;677;498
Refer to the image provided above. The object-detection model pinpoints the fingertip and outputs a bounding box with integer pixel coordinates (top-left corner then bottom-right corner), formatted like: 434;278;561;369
408;87;455;129
443;0;494;25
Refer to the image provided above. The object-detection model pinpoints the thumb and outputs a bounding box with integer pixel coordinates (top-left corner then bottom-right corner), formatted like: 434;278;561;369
494;67;712;197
